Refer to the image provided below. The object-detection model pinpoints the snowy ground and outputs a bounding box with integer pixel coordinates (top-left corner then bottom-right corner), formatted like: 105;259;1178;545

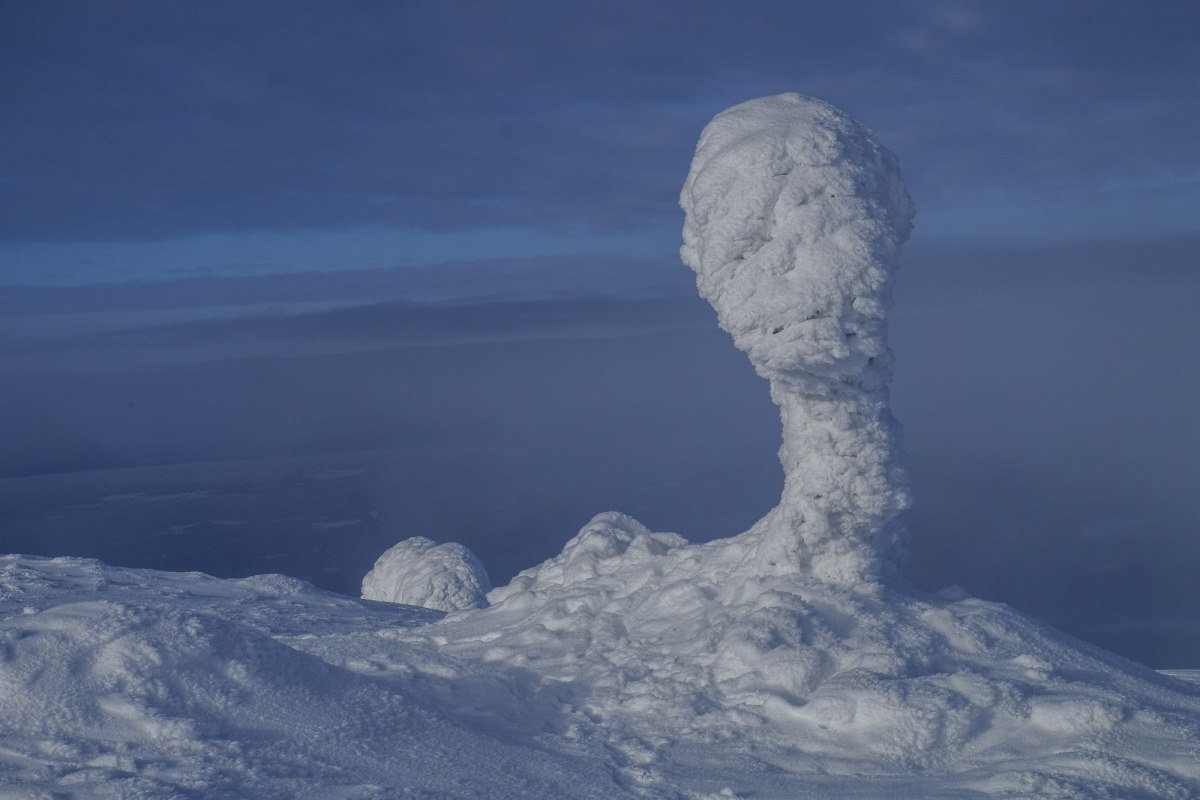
0;554;633;799
2;550;1198;799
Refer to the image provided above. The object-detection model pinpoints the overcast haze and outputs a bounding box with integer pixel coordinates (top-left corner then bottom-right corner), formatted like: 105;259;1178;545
2;2;1199;667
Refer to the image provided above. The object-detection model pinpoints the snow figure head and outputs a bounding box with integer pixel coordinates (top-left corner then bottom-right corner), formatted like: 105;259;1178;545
680;93;914;583
361;537;491;612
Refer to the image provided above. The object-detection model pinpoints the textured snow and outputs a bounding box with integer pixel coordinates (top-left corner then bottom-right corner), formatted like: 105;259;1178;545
361;536;491;611
2;94;1199;799
427;512;1200;798
0;556;634;799
680;92;913;584
3;551;1199;799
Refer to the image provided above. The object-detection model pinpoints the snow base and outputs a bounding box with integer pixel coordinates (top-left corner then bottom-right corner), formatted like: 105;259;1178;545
422;511;1200;798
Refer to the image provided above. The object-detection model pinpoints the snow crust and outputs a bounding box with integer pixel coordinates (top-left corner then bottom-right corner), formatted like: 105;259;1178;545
361;536;491;611
3;95;1200;799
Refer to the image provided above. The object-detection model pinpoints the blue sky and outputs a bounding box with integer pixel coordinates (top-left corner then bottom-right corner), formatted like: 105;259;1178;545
3;0;1199;284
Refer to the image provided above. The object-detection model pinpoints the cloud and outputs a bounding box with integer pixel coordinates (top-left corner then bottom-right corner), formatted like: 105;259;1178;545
891;232;1200;665
2;1;1198;247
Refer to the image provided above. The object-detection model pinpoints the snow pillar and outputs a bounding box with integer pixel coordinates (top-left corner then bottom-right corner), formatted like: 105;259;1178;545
680;93;914;583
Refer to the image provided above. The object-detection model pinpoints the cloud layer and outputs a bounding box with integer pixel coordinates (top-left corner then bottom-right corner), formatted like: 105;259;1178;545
3;1;1198;253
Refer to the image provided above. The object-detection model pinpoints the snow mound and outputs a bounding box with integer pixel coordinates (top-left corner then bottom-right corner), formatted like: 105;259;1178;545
0;600;348;746
430;514;1200;797
361;536;491;611
488;512;686;604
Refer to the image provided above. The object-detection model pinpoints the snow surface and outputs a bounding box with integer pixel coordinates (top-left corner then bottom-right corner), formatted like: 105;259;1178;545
361;536;491;611
0;555;633;799
3;550;1199;798
3;94;1200;798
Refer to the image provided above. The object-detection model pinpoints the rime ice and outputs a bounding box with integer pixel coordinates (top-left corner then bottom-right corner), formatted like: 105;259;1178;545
361;536;490;611
680;93;914;583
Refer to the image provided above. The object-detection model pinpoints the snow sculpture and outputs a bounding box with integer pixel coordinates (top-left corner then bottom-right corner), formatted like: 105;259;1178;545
680;92;914;583
361;537;491;612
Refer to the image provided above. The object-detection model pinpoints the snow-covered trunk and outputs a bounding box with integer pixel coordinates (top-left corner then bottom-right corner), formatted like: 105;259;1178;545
680;93;914;584
765;385;909;582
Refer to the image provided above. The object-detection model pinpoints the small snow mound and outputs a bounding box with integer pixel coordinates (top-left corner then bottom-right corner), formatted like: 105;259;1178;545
237;572;311;597
362;537;491;612
488;512;685;604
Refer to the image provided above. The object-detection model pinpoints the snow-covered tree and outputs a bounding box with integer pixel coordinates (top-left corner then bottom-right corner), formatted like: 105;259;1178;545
680;92;914;583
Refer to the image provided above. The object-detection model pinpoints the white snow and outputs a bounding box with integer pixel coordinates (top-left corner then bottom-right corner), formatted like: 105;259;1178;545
361;536;491;611
680;92;913;584
2;94;1199;799
0;556;631;799
3;549;1199;798
424;512;1200;797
